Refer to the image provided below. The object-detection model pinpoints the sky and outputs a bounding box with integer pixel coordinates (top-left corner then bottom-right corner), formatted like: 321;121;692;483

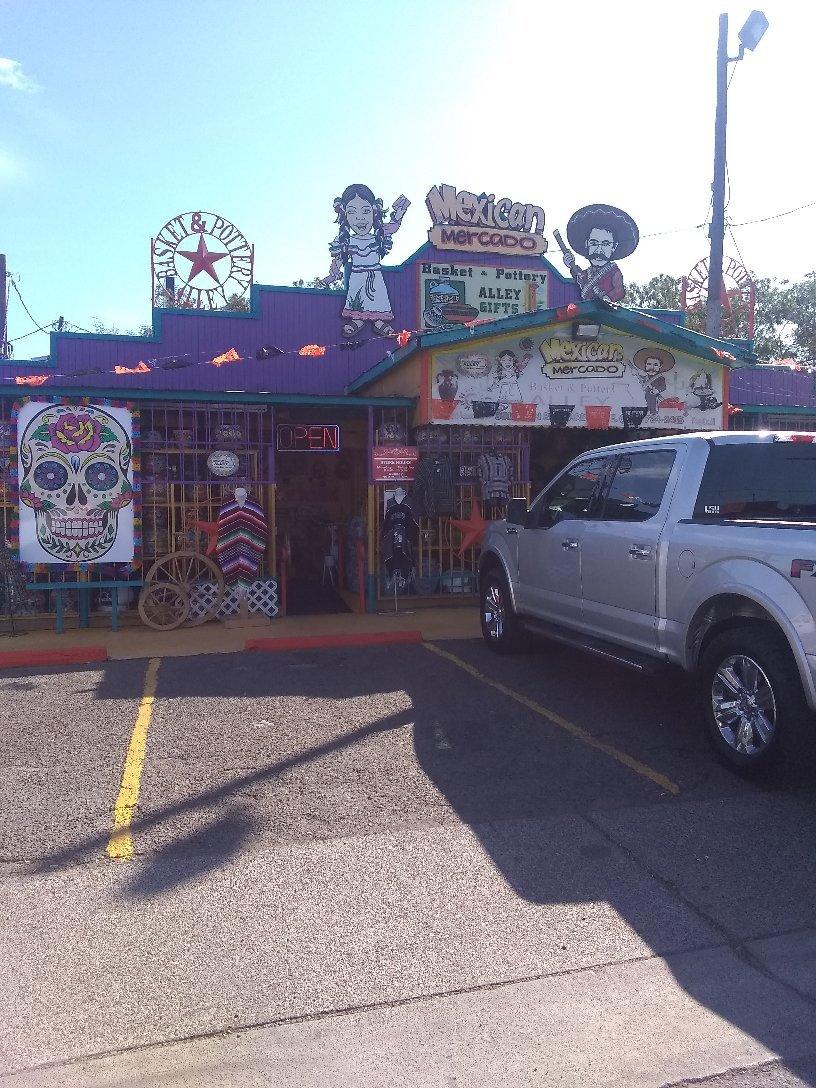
1;0;813;359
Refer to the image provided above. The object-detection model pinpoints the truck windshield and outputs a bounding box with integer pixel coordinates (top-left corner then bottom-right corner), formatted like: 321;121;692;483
694;441;816;522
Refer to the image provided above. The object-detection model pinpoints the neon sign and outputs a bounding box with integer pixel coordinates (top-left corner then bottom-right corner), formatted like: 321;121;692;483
275;424;341;452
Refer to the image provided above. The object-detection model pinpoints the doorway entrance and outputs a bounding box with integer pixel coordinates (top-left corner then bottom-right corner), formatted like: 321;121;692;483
274;413;368;615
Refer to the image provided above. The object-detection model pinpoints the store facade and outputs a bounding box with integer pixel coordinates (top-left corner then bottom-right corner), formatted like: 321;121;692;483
0;195;754;625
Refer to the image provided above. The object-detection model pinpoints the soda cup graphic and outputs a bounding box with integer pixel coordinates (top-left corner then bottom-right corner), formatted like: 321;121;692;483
548;404;575;428
622;406;648;429
585;405;612;429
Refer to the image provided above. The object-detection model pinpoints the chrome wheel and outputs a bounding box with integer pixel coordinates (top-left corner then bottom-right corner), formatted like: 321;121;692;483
483;581;505;641
711;654;777;756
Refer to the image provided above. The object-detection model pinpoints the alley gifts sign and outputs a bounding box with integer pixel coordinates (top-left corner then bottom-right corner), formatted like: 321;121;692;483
372;445;419;482
425;184;548;258
420;260;549;332
429;324;726;431
17;402;135;563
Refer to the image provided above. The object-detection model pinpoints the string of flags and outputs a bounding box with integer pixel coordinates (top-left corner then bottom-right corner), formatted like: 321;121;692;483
5;303;745;389
5;327;426;388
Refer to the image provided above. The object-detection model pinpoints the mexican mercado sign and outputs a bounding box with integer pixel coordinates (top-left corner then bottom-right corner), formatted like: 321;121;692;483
152;210;253;309
420;260;549;332
425;183;547;258
18;402;135;564
429;324;725;431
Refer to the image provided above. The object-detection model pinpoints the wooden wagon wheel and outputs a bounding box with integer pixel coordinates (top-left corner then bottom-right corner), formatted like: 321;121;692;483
138;583;190;631
143;550;225;626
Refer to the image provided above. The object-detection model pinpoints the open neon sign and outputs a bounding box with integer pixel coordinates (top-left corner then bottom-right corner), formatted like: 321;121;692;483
275;424;341;452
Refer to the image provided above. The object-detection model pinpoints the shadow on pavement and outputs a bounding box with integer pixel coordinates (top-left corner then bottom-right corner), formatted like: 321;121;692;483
125;807;257;900
24;642;816;1081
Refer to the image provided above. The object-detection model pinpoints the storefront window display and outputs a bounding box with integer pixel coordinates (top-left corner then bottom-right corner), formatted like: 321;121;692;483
371;411;529;601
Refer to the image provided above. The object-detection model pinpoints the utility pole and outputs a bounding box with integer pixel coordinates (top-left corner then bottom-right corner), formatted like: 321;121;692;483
706;10;768;339
0;254;9;359
706;14;729;339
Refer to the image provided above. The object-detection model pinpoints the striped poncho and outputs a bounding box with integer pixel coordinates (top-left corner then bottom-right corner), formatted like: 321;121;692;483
215;498;267;590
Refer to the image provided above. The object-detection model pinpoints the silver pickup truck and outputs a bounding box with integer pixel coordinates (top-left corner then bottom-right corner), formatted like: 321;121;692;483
479;431;816;771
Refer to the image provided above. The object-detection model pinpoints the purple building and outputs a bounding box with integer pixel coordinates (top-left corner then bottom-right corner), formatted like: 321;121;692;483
1;228;752;620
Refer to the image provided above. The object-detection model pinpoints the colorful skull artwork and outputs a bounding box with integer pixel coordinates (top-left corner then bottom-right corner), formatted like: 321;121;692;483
18;403;134;562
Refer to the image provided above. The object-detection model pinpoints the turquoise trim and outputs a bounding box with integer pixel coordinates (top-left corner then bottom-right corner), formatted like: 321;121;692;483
348;300;756;393
0;385;415;408
737;404;816;415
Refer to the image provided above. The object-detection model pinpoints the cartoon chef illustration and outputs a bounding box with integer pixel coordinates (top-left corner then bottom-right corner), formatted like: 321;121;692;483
688;369;723;412
554;204;639;303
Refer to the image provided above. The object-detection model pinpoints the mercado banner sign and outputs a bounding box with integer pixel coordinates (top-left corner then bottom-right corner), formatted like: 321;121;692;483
425;183;547;259
428;323;726;431
17;402;135;564
420;260;548;332
371;445;419;482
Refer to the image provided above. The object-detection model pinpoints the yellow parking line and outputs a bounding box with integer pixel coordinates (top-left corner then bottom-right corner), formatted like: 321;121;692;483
106;657;161;860
423;643;680;796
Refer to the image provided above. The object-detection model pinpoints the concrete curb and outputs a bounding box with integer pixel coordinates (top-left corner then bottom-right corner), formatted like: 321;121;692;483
245;631;424;653
0;646;109;669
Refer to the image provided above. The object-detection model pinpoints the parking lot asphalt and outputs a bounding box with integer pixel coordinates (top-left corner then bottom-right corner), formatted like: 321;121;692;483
2;637;816;1085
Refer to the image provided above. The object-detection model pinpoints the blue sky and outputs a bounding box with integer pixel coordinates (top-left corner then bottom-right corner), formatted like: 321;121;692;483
2;0;813;358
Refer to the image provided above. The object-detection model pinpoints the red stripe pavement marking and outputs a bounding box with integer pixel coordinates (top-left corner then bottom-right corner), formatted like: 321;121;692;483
0;646;108;669
246;631;423;653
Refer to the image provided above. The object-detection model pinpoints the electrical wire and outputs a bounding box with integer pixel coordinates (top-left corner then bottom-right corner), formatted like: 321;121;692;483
730;199;816;228
727;224;752;277
8;278;51;335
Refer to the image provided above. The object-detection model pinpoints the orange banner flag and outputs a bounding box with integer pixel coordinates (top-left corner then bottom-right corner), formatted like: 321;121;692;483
210;347;242;367
114;361;152;375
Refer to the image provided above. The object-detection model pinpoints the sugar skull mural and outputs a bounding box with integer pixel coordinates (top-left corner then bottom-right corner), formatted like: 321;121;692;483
18;402;135;563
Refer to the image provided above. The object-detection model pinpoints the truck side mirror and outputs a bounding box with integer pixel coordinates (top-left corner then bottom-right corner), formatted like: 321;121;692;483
506;498;528;526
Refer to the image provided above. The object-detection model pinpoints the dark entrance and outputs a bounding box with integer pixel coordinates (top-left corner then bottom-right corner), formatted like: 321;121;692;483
274;411;368;616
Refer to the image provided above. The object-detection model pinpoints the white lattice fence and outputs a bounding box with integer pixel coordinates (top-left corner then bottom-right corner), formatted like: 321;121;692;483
189;579;279;619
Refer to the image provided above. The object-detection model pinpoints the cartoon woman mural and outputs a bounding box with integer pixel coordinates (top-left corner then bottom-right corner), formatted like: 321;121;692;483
488;350;524;419
317;184;410;338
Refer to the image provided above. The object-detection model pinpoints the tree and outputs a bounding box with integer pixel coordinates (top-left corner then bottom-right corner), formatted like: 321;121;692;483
623;272;816;361
91;318;153;337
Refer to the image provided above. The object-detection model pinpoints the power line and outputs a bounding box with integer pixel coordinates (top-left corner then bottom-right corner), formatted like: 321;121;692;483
730;199;816;228
7;276;50;335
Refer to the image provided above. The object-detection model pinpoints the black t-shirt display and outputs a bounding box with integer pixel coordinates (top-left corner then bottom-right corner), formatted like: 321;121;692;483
382;498;418;579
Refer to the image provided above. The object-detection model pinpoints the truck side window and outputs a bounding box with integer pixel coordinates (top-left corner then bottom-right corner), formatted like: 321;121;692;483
694;442;816;521
537;456;608;527
601;450;676;522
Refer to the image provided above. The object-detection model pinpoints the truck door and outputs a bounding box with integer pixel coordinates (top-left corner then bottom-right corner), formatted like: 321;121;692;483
579;448;679;652
516;454;610;626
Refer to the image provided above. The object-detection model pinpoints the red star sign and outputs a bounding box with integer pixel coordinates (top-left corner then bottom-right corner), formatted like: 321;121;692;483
177;235;228;284
451;501;490;556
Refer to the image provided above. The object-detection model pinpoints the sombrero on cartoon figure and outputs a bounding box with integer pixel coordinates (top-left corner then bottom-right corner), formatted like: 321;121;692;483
632;346;676;374
566;204;640;259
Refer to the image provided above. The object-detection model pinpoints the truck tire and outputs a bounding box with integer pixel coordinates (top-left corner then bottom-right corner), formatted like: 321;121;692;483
480;568;524;653
698;624;810;773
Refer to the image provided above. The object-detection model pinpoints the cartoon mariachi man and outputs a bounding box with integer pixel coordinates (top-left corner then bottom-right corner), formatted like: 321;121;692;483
631;347;676;418
688;369;723;412
317;183;410;338
556;204;639;303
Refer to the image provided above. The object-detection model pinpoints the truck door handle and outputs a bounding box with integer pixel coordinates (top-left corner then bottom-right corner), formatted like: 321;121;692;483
562;539;581;550
629;545;652;560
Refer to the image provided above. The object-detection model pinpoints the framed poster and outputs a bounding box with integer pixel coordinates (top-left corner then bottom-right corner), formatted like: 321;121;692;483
17;402;135;564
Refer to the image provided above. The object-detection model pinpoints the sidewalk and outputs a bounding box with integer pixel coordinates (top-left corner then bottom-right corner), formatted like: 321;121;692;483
0;606;481;664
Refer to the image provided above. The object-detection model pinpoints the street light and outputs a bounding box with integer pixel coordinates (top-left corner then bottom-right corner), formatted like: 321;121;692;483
705;10;769;339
